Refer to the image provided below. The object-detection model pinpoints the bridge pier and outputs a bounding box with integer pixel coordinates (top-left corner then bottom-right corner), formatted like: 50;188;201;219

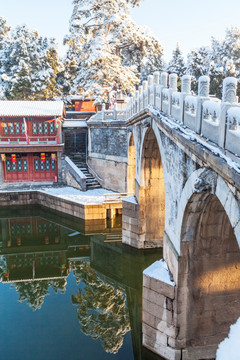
142;191;240;360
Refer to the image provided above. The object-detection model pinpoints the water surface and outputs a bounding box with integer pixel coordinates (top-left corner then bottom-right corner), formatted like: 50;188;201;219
0;206;163;360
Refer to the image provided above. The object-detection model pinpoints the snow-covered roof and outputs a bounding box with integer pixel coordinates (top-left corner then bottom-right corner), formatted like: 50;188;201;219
63;120;88;128
0;101;65;117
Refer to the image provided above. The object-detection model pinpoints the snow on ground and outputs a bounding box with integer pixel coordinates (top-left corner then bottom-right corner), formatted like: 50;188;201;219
40;186;117;205
216;317;240;360
143;259;175;286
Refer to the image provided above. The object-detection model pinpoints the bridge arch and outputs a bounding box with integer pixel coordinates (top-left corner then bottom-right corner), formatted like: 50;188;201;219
176;168;240;252
138;126;165;246
127;133;136;194
177;171;240;356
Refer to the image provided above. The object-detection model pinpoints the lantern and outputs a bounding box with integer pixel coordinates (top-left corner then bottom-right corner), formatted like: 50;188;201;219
1;154;6;162
17;237;21;246
51;153;56;161
41;153;45;162
11;154;16;163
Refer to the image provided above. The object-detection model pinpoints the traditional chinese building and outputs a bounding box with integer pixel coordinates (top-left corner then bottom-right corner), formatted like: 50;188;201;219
63;97;96;160
0;101;65;183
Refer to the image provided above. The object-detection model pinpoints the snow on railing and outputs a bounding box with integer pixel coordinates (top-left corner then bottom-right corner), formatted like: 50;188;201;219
226;106;240;155
124;72;240;157
201;100;221;144
96;71;240;157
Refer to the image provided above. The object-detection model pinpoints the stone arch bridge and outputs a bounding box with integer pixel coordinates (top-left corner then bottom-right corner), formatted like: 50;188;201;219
120;73;240;359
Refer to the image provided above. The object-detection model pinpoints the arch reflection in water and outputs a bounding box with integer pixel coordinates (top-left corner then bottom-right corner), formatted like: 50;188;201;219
0;205;162;360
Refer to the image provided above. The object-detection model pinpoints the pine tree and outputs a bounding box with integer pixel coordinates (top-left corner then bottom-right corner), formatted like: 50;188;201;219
209;27;240;97
0;17;11;99
186;46;211;93
1;23;63;100
64;0;163;102
167;43;186;77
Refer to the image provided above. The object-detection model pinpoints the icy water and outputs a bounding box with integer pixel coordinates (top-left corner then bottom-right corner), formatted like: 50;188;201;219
0;205;162;360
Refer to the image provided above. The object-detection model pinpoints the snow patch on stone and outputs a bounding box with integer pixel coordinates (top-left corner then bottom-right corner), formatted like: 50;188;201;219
143;259;175;286
39;186;117;205
123;195;138;204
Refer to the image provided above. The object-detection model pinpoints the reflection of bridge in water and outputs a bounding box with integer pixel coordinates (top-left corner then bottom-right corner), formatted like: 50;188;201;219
0;206;162;360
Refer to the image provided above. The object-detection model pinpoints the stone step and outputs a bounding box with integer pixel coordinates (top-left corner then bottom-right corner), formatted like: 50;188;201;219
68;157;101;189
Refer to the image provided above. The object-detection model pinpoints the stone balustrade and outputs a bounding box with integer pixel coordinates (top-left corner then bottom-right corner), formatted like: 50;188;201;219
125;72;240;157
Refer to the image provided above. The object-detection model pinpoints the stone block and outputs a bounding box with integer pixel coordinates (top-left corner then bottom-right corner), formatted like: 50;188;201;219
143;287;166;308
181;344;217;360
142;298;173;324
143;274;175;299
142;323;167;346
143;333;182;360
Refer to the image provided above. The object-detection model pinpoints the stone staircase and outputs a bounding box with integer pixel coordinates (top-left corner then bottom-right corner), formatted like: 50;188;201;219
68;155;101;190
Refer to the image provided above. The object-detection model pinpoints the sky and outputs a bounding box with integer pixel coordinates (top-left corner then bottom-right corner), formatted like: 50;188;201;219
1;0;240;62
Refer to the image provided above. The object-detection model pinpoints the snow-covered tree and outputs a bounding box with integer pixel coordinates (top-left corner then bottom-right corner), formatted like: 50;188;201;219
209;27;240;97
167;43;186;76
0;23;63;100
186;46;211;93
63;0;163;102
0;17;11;99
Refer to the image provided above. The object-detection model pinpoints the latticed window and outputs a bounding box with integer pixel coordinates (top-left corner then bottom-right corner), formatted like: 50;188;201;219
46;159;50;170
12;162;16;172
44;123;48;134
40;161;45;171
32;122;37;134
16;122;20;134
50;122;54;134
21;122;25;134
51;159;55;170
9;123;14;134
23;159;28;171
34;159;39;171
38;122;43;134
4;123;8;134
6;160;11;172
17;160;22;171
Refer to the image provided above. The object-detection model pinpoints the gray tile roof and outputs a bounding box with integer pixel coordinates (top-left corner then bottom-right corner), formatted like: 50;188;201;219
0;101;65;117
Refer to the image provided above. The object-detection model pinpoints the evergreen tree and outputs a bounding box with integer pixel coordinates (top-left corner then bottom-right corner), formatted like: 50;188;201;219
167;43;186;77
64;0;163;102
1;23;63;100
0;17;11;99
186;46;211;93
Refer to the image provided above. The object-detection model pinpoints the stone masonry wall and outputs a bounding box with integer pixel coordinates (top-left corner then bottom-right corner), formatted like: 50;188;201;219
142;265;181;360
88;122;128;193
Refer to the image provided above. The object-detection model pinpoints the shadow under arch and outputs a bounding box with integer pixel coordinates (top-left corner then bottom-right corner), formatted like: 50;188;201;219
178;191;240;358
127;133;136;195
139;127;165;247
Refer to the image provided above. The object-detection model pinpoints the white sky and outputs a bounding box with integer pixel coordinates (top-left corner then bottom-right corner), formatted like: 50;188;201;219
1;0;240;62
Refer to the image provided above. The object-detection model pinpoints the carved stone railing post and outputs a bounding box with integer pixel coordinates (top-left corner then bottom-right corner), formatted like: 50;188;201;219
222;77;237;103
154;71;160;86
135;90;139;114
143;80;148;108
219;77;238;147
148;74;154;105
161;72;168;88
159;72;168;112
196;76;210;134
139;85;143;111
180;75;191;123
169;73;178;116
152;71;160;106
